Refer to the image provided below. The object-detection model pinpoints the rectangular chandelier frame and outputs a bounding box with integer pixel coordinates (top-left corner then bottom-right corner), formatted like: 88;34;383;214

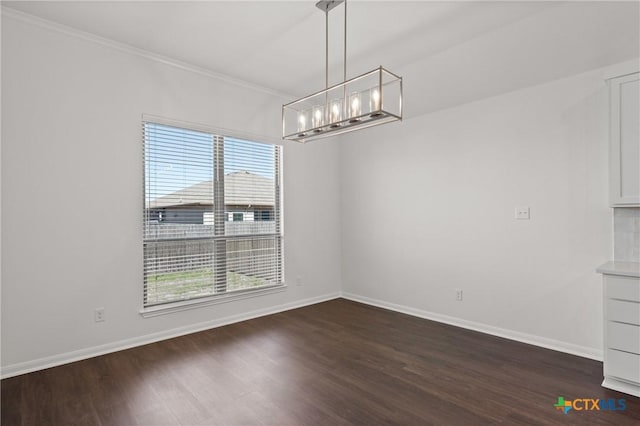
283;66;402;143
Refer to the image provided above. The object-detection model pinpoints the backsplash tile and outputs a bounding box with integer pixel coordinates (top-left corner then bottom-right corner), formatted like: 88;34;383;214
614;207;640;262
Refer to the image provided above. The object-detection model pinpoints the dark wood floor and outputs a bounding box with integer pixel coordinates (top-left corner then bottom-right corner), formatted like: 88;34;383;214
2;299;639;425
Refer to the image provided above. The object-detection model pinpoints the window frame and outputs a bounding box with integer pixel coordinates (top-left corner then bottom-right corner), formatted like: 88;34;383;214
140;115;285;317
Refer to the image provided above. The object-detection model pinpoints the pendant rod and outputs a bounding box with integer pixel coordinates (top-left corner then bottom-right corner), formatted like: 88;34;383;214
325;8;329;91
325;7;329;124
342;0;347;122
343;0;347;83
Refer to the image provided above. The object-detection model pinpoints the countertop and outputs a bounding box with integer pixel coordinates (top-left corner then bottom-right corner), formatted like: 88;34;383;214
597;261;640;278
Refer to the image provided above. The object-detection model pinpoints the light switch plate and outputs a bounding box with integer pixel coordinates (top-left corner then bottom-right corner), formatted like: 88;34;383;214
515;206;530;220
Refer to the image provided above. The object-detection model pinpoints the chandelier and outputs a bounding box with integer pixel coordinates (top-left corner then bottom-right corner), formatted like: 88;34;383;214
282;0;403;143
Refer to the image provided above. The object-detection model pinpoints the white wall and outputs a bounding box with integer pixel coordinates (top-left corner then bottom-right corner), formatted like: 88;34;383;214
1;14;342;374
2;8;631;376
340;66;616;358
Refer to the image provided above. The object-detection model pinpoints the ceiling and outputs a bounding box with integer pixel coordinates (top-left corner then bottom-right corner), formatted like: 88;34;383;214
4;1;640;117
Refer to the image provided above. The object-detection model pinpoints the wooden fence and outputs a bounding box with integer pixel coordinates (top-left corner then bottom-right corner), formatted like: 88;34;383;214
144;222;279;281
144;222;276;240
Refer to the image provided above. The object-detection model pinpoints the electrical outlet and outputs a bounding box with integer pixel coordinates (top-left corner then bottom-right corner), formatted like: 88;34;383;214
94;308;105;322
515;206;530;220
455;289;463;301
296;275;303;286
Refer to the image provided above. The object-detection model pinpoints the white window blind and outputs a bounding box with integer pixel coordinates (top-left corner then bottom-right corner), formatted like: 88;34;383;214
143;121;282;308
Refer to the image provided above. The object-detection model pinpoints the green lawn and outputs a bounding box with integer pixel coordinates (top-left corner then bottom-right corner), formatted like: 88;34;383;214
145;269;268;304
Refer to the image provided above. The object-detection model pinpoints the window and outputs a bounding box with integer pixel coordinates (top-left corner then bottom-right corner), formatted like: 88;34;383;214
257;210;272;221
143;121;282;308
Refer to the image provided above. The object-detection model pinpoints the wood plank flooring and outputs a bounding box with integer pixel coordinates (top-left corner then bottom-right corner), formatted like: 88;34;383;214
2;299;639;425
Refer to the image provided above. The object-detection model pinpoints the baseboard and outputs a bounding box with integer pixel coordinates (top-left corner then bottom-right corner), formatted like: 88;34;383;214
341;292;603;362
602;377;640;397
1;292;341;379
2;291;602;379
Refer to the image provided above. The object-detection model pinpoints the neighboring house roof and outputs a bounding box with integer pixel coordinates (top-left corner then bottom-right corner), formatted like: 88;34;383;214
149;171;275;208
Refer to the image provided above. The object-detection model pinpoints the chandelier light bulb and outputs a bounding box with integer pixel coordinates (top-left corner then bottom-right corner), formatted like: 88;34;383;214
297;109;311;134
330;99;342;126
371;88;380;111
349;91;361;122
312;105;324;129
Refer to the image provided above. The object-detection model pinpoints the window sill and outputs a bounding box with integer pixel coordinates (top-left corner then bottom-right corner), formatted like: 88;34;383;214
139;284;287;318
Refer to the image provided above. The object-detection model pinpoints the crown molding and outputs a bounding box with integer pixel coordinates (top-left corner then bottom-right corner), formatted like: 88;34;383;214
1;6;294;100
602;58;640;81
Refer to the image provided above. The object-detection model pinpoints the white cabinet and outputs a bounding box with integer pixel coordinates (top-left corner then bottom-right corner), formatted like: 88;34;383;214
598;266;640;397
609;72;640;206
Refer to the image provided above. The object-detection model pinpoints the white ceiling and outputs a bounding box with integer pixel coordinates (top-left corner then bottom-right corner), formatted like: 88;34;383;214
4;1;640;117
